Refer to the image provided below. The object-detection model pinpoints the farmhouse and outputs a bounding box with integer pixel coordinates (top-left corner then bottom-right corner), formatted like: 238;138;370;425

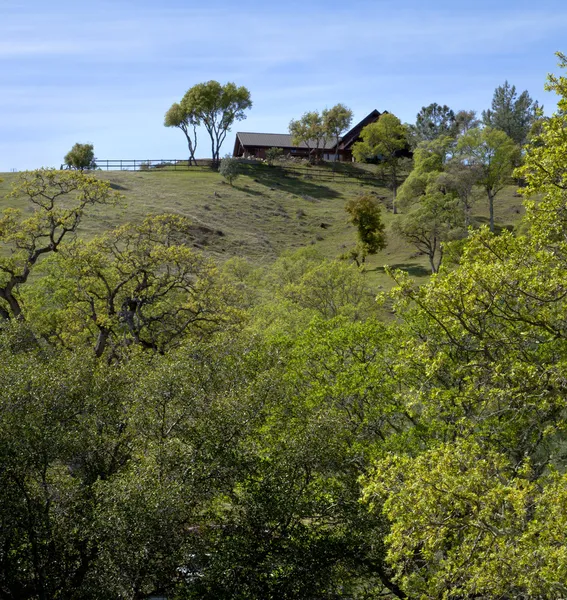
233;109;382;162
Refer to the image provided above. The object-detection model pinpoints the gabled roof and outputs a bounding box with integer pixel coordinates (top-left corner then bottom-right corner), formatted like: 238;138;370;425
338;109;383;150
234;111;385;155
236;132;336;150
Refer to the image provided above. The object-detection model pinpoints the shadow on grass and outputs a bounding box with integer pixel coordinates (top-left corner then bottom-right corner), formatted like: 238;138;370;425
379;262;431;278
241;165;342;199
232;184;266;197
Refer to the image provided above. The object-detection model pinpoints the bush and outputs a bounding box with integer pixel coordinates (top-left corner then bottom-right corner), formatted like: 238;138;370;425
265;147;284;166
64;143;96;171
219;155;240;185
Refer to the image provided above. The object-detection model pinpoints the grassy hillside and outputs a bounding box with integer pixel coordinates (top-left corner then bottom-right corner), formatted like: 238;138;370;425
0;163;525;290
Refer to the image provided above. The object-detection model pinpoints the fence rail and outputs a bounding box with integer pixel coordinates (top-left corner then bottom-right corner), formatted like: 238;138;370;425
85;158;384;185
90;159;215;171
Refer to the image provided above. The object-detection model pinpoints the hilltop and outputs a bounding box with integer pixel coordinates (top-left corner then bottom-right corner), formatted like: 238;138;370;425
0;162;525;289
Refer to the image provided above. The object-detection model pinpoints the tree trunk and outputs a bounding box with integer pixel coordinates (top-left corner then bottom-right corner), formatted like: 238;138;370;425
488;189;495;232
94;328;109;358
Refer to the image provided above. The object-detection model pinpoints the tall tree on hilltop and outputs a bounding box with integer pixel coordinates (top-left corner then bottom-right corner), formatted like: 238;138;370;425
482;81;539;145
322;103;353;162
180;81;252;165
289;110;328;163
411;103;456;145
164;102;198;165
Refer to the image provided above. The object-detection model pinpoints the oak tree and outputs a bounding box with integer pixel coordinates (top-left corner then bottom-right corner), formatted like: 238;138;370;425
180;81;252;165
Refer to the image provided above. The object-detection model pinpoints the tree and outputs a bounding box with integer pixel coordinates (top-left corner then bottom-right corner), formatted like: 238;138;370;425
411;103;456;144
396;135;453;211
345;194;386;265
393;191;463;273
352;114;409;213
518;52;567;207
164;102;198;165
437;159;482;227
28;215;243;357
64;142;96;170
453;109;480;137
289;110;328;163
265;147;283;165
482;80;539;145
322;103;353;161
0;170;118;321
457;127;519;232
180;81;252;164
219;155;240;185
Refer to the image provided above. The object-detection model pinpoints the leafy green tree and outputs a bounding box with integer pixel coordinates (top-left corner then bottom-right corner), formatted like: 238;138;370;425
518;51;567;207
265;146;283;165
457;127;519;232
322;103;353;161
352;114;409;213
393;191;463;273
27;215;243;357
344;194;386;265
180;80;252;164
219;154;240;185
0;341;138;599
411;103;456;144
289;110;328;163
361;60;567;593
164;102;198;165
453;109;480;137
396;135;453;210
64;142;96;170
0;170;118;321
482;80;539;145
437;158;482;227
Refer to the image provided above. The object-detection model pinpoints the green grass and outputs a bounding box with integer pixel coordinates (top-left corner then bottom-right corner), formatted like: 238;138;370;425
0;165;526;291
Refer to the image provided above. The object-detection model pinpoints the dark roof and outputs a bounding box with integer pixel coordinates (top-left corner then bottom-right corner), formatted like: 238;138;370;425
339;109;383;150
234;111;385;156
236;132;336;150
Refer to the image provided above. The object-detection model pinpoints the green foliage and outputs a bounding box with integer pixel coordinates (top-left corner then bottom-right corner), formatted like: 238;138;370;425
2;58;566;600
393;191;463;273
289;110;327;162
26;214;243;357
482;80;539;145
322;103;353;160
352;114;408;212
0;169;119;321
396;135;453;210
411;102;456;144
64;142;96;170
265;146;284;165
181;80;252;163
345;194;386;265
219;154;240;185
457;126;520;231
164;102;198;165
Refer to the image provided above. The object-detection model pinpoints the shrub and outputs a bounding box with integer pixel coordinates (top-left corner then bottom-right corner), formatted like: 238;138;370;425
64;143;96;171
219;156;240;185
265;147;284;166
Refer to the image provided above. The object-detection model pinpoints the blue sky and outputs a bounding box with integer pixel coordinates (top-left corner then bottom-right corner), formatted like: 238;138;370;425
1;0;566;171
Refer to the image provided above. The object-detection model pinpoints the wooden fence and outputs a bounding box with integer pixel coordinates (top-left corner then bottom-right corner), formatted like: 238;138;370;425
92;159;215;171
89;158;384;185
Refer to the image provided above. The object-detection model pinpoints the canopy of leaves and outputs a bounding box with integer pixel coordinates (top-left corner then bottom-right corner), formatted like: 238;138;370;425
411;102;456;144
181;80;252;162
482;80;539;145
64;142;96;170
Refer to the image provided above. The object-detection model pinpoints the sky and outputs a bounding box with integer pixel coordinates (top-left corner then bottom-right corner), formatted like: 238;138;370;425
1;0;566;171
